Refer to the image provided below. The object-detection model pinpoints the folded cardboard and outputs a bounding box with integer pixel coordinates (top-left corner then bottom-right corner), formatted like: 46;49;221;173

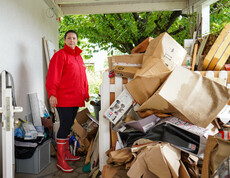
109;53;144;71
131;37;154;54
126;58;171;105
107;147;133;165
143;32;187;70
127;143;181;178
201;136;230;178
72;108;98;139
137;66;230;128
104;88;134;124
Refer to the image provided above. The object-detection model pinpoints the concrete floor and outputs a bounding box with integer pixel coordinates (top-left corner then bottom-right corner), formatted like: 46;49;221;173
15;156;90;178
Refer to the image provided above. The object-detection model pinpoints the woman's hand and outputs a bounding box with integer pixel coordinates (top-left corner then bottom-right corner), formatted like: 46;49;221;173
49;95;57;108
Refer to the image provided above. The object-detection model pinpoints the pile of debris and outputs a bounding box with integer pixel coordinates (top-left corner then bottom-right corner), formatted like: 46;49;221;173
102;24;230;177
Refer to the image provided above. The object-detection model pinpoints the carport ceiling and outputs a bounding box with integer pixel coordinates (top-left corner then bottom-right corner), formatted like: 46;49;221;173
46;0;219;16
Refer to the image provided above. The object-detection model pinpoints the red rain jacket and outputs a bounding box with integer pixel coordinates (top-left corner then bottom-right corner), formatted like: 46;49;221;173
46;44;89;107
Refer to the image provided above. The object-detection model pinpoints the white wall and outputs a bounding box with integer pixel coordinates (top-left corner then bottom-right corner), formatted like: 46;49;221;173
0;0;59;119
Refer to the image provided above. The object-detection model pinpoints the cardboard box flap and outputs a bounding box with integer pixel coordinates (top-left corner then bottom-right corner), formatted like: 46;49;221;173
145;145;172;177
138;66;230;128
201;136;230;178
76;108;90;125
112;53;143;65
161;143;181;178
126;76;161;105
126;58;171;105
72;121;88;139
135;57;170;76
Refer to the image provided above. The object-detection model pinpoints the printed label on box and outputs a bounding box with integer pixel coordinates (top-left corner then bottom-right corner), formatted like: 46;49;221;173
104;88;134;124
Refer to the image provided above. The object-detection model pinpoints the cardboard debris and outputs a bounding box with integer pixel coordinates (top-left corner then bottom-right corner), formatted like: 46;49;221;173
131;37;154;54
126;58;171;105
137;66;230;128
201;136;230;178
102;30;230;178
113;66;140;78
127;143;181;178
107;147;133;165
109;53;144;71
72;108;98;154
143;32;187;70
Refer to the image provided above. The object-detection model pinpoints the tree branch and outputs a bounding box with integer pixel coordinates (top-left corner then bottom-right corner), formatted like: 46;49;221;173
168;25;186;35
165;11;182;32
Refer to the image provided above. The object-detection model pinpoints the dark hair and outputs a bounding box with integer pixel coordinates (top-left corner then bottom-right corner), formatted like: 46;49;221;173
64;30;78;39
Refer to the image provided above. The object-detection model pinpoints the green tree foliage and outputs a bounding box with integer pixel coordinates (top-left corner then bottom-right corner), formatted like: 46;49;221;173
59;11;189;54
59;1;230;55
210;0;230;34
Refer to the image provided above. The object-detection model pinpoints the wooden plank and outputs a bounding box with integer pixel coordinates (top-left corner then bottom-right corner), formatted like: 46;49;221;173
214;44;230;71
110;92;115;105
110;77;115;84
191;43;198;71
190;31;197;56
202;24;230;70
114;76;123;98
99;72;111;171
207;32;230;70
195;35;209;65
122;77;128;84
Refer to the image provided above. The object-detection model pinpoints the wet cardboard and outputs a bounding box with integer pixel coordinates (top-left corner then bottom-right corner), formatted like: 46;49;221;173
137;66;230;128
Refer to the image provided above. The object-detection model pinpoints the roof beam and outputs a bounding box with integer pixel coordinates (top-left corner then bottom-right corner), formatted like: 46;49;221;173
55;0;183;5
182;0;219;13
61;1;187;15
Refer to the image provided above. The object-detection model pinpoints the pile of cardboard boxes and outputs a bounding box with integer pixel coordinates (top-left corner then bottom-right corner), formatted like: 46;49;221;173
102;24;230;177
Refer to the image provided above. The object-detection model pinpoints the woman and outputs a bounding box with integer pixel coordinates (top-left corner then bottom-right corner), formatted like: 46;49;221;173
46;30;89;173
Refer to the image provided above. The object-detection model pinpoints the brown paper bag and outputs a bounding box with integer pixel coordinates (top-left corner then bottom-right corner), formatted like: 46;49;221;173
107;147;133;165
201;136;230;178
138;66;230;128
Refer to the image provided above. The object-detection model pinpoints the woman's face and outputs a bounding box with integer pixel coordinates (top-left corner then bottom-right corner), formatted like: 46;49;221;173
64;32;78;49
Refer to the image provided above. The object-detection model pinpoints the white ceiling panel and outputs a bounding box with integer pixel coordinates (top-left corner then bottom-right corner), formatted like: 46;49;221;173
44;0;219;16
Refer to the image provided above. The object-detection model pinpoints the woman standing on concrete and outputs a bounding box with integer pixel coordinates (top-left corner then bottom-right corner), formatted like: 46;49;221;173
46;30;89;173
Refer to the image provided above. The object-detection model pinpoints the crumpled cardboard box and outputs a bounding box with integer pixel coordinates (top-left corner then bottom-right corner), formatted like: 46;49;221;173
133;66;230;128
143;32;187;70
126;58;171;105
127;143;182;178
